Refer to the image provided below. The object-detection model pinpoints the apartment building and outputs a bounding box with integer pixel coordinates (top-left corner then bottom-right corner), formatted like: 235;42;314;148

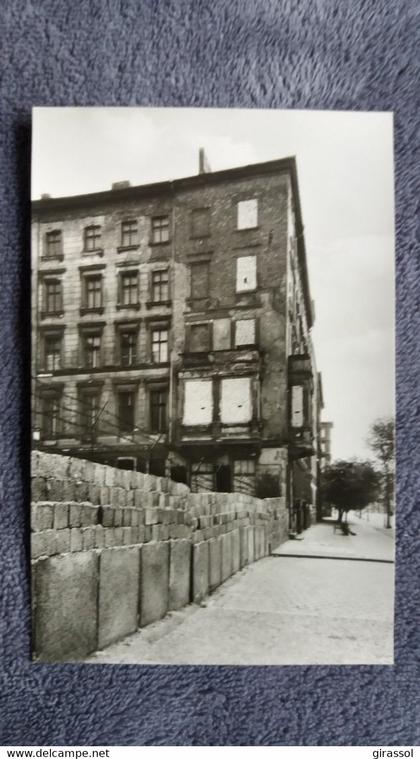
31;153;324;511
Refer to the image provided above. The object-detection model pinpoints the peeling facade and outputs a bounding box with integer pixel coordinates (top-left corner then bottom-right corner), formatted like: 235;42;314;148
32;156;325;520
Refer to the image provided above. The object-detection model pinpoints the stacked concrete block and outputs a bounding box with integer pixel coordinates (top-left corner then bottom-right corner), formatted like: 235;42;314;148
168;540;191;610
192;541;209;603
98;547;140;649
139;542;169;626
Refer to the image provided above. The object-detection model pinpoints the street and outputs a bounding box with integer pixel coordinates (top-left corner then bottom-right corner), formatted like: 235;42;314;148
89;513;394;666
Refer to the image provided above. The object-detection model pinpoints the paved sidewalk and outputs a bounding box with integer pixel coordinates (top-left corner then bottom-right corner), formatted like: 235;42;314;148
272;513;394;562
88;516;394;666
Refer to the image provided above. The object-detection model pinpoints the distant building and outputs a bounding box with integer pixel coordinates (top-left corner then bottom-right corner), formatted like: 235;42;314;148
320;421;334;467
31;152;326;526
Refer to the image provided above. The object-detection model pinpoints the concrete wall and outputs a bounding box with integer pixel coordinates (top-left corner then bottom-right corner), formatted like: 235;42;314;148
31;451;289;661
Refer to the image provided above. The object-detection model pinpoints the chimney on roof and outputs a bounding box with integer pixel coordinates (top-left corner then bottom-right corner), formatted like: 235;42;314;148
41;193;51;199
198;147;211;175
111;180;131;190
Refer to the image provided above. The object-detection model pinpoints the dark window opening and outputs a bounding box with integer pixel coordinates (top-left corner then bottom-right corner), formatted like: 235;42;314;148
170;466;187;484
150;389;168;433
83;333;101;368
120;271;139;306
44;335;62;371
189;323;210;352
84;275;102;310
149;459;166;477
120;330;137;367
45;230;62;258
79;392;101;438
216;464;232;492
118;390;135;433
41;396;61;437
44;279;62;314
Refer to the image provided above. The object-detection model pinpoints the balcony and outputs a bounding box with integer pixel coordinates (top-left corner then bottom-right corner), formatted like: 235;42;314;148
180;348;261;371
175;419;262;447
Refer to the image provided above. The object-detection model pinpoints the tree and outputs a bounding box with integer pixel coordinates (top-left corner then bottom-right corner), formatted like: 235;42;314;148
321;460;381;526
367;417;395;528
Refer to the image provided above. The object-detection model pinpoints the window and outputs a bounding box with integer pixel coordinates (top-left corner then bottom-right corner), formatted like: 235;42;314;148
235;318;256;347
183;379;212;425
44;334;62;371
236;256;257;292
233;459;256;495
190;262;209;299
291;385;304;427
220;377;252;424
151;270;169;302
83;275;102;310
120;330;137;367
45;230;62;258
79;391;101;437
121;219;138;247
44;279;62;314
189;323;211;352
83;333;101;368
213;318;231;351
151;327;169;363
150;388;168;433
191;461;214;493
151;216;170;244
237;198;258;230
191;208;210;238
84;225;102;251
41;395;61;437
118;390;135;433
120;271;139;306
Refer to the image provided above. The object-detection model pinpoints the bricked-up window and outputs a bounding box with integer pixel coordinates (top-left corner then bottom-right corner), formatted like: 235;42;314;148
291;385;304;427
151;327;169;363
121;219;138;247
41;394;61;437
151;270;169;302
213;318;231;350
191;208;211;238
118;390;135;432
44;279;63;314
120;271;139;306
44;334;62;371
236;256;257;292
235;318;256;347
189;323;211;352
84;225;102;251
234;459;256;495
84;275;103;310
150;388;168;433
45;230;62;258
151;215;170;244
190;262;209;299
83;333;101;368
220;377;252;424
79;391;101;437
237;198;258;230
120;330;137;367
183;379;212;425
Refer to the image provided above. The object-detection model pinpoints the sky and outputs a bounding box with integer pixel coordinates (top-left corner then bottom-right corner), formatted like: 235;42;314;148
32;107;395;460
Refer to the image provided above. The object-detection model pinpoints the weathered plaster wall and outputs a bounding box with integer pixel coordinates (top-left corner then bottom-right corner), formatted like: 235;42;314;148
31;451;288;661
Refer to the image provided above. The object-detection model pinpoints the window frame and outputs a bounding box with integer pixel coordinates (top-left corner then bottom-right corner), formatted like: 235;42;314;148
43;277;63;315
151;215;170;245
120;219;138;248
236;198;259;230
187;322;212;353
43;332;63;371
81;331;102;369
149;387;168;434
119;328;138;367
119;270;139;307
234;318;257;348
117;388;136;433
151;269;170;303
151;326;169;364
84;225;102;252
82;273;103;312
78;388;102;440
44;230;63;259
40;391;62;438
235;255;257;293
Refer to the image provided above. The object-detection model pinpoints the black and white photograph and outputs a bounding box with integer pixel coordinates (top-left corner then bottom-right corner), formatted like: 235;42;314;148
31;107;395;665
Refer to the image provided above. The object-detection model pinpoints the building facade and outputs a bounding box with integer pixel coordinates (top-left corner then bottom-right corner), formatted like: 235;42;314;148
31;154;324;517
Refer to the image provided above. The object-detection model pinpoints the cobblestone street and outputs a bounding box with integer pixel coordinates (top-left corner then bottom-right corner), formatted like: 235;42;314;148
89;514;394;666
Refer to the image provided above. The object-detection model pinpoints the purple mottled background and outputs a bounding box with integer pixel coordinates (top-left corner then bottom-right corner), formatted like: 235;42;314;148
0;0;419;746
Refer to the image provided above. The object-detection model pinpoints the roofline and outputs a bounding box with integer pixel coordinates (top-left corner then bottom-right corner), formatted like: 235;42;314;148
32;154;313;327
31;156;297;211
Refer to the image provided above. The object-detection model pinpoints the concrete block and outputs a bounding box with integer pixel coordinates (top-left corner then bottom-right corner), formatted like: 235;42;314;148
122;508;131;527
81;504;98;527
168;539;191;610
88;483;101;505
100;486;110;506
81;527;95;551
98;546;140;649
192;541;209;603
152;524;169;542
114;527;123;545
239;527;249;568
220;532;232;582
53;503;69;530
113;507;123;527
63;480;76;501
104;529;115;548
33;552;98;661
31;532;48;559
231;529;240;574
101;506;113;527
55;528;71;554
70;528;83;552
145;509;159;525
122;526;132;545
68;502;81;527
32;477;47;501
255;526;265;560
209;537;222;591
247;526;255;563
31;503;53;532
140;542;169;626
75;481;89;502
